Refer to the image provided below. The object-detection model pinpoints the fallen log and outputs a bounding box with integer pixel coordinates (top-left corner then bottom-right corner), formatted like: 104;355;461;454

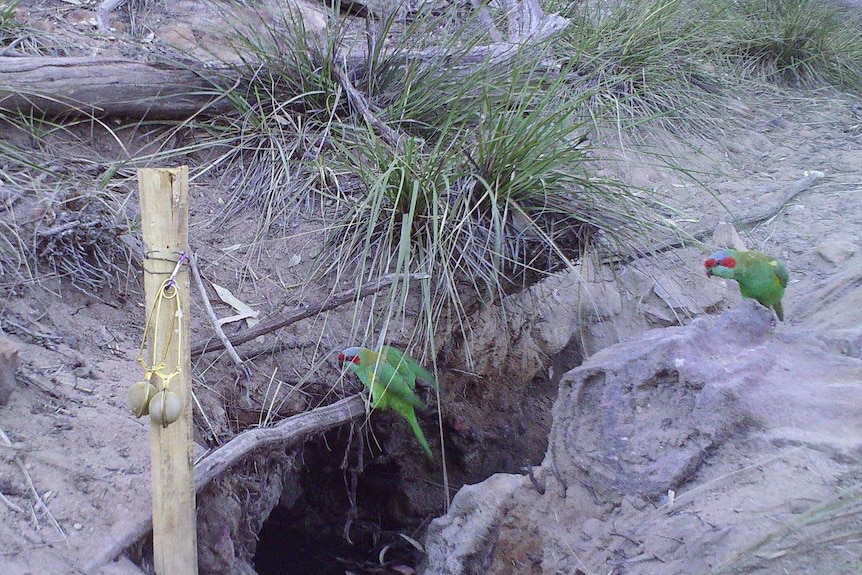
0;57;236;119
0;0;569;121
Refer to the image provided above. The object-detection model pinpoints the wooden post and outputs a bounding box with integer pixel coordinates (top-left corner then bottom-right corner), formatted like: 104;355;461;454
138;167;198;575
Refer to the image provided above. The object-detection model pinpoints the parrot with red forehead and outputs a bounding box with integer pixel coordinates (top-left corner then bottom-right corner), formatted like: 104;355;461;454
338;346;437;459
704;248;789;321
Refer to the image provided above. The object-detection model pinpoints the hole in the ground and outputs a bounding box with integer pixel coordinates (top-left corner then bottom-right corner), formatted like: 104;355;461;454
254;506;364;575
253;432;424;575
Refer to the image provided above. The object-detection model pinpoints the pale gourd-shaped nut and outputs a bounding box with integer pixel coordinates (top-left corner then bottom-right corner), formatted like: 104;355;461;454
127;380;158;417
149;390;182;427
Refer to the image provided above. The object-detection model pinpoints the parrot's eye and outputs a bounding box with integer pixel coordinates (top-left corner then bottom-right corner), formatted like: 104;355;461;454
720;257;736;268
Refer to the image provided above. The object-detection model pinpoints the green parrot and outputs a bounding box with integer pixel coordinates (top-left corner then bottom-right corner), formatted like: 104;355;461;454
338;346;437;459
705;248;789;321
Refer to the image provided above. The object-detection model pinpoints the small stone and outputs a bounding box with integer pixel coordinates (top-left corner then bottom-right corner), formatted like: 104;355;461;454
711;223;747;251
0;338;19;406
73;523;83;531
581;517;604;540
766;116;789;129
816;240;857;265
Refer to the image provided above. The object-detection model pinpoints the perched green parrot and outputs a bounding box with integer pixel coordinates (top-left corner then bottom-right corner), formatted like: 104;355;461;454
338;346;437;459
705;248;789;321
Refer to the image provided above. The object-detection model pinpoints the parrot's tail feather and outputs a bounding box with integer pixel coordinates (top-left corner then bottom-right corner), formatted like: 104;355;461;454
774;301;784;322
405;411;434;460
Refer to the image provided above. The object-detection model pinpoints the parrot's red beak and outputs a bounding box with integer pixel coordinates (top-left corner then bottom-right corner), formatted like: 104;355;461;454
705;258;716;277
338;353;361;365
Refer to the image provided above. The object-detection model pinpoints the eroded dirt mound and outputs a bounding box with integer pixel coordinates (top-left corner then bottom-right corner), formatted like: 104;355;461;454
422;302;862;575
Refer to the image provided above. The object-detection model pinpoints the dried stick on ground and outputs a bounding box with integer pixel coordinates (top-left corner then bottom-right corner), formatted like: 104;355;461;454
96;0;125;32
84;393;367;572
620;170;825;262
1;1;568;119
188;252;247;372
190;272;430;357
0;427;70;547
330;61;406;152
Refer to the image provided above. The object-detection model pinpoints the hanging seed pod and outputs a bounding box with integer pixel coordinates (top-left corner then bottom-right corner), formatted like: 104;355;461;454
127;380;158;417
149;390;182;427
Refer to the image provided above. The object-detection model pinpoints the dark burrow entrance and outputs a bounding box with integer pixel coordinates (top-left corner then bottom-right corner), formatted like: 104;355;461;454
254;508;364;575
251;335;585;575
252;431;428;575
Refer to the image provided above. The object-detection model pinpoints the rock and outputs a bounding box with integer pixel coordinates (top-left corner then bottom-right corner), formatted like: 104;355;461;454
449;260;622;393
711;222;747;251
422;474;525;575
794;254;862;356
421;302;862;575
622;249;727;328
816;239;857;265
547;300;776;501
0;338;19;406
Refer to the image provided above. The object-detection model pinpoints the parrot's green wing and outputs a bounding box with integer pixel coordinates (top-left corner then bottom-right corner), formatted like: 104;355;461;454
348;362;379;400
774;259;789;288
353;358;426;411
381;346;437;390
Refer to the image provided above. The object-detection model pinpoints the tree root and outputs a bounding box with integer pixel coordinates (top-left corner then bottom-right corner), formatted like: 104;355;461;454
622;170;825;261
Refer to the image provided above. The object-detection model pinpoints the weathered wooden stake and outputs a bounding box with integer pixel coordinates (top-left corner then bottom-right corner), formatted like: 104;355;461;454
138;167;198;575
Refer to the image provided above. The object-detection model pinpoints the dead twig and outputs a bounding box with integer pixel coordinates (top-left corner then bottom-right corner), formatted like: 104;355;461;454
188;252;248;373
620;170;825;261
190;272;430;357
330;59;406;152
0;426;70;547
95;0;125;32
0;490;24;513
84;393;367;572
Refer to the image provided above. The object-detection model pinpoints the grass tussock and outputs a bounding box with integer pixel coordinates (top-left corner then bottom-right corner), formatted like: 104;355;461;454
552;0;732;136
0;115;137;294
1;0;861;333
721;0;862;90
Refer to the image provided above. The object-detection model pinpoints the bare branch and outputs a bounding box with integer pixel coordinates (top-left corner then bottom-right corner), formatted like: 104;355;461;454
188;252;247;372
190;272;430;357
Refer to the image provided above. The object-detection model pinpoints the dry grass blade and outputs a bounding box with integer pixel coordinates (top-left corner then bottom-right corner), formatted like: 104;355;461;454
0;426;70;547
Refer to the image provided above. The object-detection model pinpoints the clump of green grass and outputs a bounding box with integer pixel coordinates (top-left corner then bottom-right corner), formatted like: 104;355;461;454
194;9;356;242
326;56;663;333
181;2;672;345
551;0;728;136
720;0;862;91
0;0;73;56
0;0;17;38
